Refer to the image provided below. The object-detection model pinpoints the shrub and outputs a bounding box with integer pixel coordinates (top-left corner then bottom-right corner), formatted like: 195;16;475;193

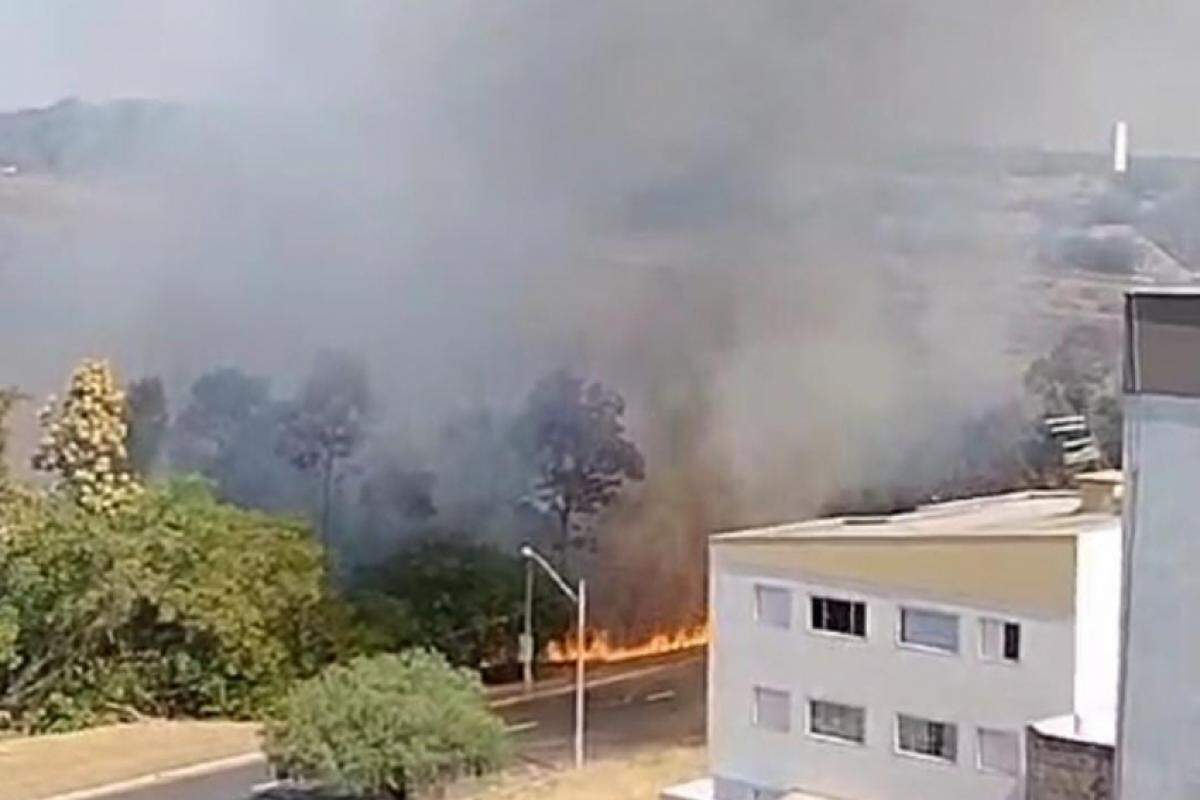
264;650;509;799
351;535;570;670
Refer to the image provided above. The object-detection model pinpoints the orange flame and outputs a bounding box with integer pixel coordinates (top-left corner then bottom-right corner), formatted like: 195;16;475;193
546;622;710;664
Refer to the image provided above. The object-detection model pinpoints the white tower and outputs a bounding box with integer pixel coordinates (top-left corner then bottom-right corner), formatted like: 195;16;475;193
1112;121;1129;174
1118;289;1200;798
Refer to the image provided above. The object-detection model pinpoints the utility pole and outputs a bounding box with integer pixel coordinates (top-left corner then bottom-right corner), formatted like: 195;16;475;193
575;578;587;770
520;544;587;768
521;558;535;693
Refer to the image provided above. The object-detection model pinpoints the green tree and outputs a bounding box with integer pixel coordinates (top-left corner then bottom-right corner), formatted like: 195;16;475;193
352;535;567;668
169;367;304;513
1023;324;1122;467
0;478;355;732
32;359;140;513
264;650;509;799
278;350;372;543
510;370;645;567
359;460;436;534
126;376;169;477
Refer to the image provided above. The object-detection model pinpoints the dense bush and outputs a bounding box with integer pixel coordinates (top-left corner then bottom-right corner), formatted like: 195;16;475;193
351;535;569;670
0;477;356;732
264;650;509;799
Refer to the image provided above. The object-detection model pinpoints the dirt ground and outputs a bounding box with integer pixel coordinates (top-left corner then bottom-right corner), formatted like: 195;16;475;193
462;747;705;800
0;720;262;800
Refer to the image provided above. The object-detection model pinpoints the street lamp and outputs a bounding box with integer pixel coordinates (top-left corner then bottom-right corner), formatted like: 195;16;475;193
519;544;587;769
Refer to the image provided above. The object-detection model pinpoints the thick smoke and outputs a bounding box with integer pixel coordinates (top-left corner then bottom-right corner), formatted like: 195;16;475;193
0;1;1189;630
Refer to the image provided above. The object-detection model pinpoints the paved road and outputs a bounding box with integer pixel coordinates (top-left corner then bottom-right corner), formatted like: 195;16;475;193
498;653;706;767
77;760;274;800
89;653;706;800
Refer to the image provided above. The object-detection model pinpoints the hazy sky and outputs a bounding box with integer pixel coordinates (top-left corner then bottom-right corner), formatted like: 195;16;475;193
4;2;1200;153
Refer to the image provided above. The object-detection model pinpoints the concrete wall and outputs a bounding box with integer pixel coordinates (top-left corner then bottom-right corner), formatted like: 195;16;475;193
1026;726;1114;800
1117;393;1200;798
1074;522;1121;723
709;547;1076;800
714;536;1077;618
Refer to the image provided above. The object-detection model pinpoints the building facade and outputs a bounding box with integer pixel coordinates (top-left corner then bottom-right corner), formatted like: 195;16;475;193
702;491;1118;800
1117;289;1200;799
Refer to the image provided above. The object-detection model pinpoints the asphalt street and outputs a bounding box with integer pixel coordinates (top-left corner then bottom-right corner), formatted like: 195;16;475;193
85;653;706;800
72;760;275;800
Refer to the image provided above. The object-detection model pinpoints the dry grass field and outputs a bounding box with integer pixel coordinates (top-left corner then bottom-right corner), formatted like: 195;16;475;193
462;747;705;800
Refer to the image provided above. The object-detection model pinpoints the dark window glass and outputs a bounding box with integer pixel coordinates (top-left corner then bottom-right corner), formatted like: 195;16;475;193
810;596;867;637
1003;622;1021;661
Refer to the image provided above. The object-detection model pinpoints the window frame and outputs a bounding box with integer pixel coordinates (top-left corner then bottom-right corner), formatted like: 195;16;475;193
753;583;794;630
751;685;792;734
806;698;867;747
808;594;868;640
896;606;961;655
976;727;1022;776
894;713;959;764
979;617;1022;664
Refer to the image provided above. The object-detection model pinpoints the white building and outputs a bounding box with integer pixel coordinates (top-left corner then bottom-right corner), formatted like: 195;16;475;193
669;479;1121;800
1116;288;1200;799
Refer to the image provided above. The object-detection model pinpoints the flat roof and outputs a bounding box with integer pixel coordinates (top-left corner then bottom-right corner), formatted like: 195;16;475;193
714;490;1116;545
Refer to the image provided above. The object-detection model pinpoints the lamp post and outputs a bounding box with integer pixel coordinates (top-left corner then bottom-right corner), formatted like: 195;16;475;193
520;544;587;769
521;558;535;693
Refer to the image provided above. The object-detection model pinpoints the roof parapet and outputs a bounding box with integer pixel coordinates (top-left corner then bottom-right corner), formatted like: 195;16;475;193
1076;470;1123;514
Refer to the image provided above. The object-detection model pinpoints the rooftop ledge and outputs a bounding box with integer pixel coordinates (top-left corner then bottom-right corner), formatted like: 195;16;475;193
1031;712;1116;747
714;484;1120;545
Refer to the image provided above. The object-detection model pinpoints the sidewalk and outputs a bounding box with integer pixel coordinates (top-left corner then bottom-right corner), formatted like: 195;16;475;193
0;720;262;800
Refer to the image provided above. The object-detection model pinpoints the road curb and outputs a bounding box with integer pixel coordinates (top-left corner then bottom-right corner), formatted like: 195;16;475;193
489;659;692;708
38;751;267;800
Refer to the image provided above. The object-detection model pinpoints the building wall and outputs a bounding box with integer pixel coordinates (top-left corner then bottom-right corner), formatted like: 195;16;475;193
709;545;1076;800
1026;727;1114;800
1074;522;1121;722
717;537;1077;618
1117;393;1200;798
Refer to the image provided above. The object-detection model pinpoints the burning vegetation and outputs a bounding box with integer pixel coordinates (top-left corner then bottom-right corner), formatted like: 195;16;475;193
546;622;710;665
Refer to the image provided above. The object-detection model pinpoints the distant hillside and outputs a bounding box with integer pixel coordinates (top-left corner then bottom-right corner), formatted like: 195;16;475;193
0;97;182;175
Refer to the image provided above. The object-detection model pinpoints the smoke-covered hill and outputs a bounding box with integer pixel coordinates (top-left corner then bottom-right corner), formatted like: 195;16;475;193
0;104;1160;637
0;97;188;175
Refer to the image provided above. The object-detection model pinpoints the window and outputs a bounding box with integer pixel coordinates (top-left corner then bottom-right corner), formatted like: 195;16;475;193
977;728;1021;775
755;585;792;629
808;699;866;744
753;687;791;733
899;607;959;653
980;618;1021;662
896;714;957;762
810;595;866;637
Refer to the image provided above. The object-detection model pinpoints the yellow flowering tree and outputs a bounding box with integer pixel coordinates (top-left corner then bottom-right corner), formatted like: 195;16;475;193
32;359;140;513
0;387;27;482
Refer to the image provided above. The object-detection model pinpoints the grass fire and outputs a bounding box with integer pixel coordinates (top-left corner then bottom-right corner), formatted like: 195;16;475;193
546;623;711;665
